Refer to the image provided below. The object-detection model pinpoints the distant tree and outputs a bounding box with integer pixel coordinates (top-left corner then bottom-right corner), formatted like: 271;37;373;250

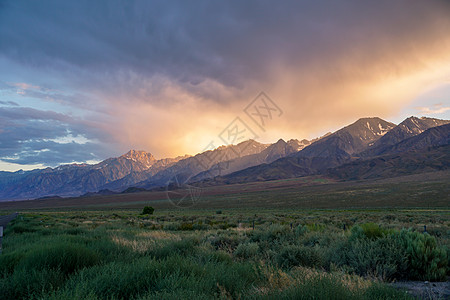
142;206;154;215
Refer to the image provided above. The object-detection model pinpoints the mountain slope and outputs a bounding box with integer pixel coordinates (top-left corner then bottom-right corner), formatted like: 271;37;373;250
378;123;450;154
210;120;450;185
99;154;190;191
326;123;450;181
360;116;450;157
198;117;395;185
296;117;395;158
326;144;450;181
190;139;310;182
136;140;269;189
0;150;183;200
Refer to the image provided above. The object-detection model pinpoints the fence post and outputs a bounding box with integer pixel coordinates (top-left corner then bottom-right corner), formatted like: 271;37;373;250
0;226;3;255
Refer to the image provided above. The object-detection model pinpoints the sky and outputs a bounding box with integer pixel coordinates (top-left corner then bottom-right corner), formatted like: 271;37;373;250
1;0;450;172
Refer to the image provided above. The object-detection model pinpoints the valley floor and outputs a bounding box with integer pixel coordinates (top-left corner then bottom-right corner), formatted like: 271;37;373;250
0;171;448;299
0;170;448;211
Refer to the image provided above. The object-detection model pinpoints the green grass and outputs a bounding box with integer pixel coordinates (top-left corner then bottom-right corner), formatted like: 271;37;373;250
0;209;448;299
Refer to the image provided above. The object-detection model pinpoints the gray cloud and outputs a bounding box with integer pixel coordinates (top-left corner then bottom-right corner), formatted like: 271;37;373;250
0;100;19;106
0;107;115;165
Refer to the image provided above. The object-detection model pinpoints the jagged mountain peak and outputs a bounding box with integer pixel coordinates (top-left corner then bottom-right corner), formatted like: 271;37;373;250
355;116;386;122
346;117;395;134
121;150;154;159
120;150;156;167
336;117;395;141
384;116;448;142
236;139;264;147
214;139;261;150
400;116;448;130
287;139;311;151
295;117;396;158
121;149;153;158
218;139;268;154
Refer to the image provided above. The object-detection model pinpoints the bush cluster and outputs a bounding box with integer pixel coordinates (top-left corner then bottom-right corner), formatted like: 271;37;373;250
141;206;154;215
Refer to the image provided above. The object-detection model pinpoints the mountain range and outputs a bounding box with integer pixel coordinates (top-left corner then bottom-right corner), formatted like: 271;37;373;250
202;117;449;185
0;116;448;201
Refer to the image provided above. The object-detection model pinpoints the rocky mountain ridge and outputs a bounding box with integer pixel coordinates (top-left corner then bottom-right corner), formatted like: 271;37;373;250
0;116;448;201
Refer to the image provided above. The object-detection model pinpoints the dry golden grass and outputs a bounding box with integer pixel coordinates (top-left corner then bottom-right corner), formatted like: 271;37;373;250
253;264;373;296
137;230;181;240
110;230;181;253
292;266;372;291
110;235;155;253
253;263;294;295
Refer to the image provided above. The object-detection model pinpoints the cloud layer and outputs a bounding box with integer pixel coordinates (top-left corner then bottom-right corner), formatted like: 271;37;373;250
1;0;450;168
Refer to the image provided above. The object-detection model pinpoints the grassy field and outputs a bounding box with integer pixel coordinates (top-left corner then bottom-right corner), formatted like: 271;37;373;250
0;172;448;299
0;208;448;299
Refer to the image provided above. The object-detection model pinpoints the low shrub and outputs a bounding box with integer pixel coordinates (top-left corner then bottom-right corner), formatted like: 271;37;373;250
148;238;198;259
234;242;259;259
10;224;36;234
18;242;99;275
61;258;160;299
333;227;448;281
180;223;194;230
276;245;324;269
207;233;243;252
0;268;66;300
394;230;448;281
349;224;391;241
142;206;155;215
164;222;181;231
263;274;357;299
330;235;408;280
262;272;411;300
64;227;86;235
294;224;308;236
0;251;23;275
251;224;291;243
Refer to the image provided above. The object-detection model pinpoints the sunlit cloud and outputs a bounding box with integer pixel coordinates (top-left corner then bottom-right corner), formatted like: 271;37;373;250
416;103;450;115
8;82;40;90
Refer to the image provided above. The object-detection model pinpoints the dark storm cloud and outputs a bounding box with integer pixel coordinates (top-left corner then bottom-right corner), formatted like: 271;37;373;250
0;81;98;112
1;0;448;103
